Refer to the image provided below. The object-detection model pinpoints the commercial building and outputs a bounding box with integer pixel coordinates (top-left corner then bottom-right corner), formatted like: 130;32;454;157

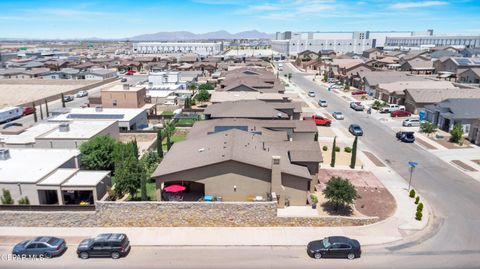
272;30;433;55
385;35;480;50
133;42;223;56
0;148;111;205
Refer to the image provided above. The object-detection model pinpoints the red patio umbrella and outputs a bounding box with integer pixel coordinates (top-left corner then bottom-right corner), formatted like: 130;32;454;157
164;184;186;193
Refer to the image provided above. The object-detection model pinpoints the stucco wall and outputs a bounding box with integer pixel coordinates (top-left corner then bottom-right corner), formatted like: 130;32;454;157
0;201;378;227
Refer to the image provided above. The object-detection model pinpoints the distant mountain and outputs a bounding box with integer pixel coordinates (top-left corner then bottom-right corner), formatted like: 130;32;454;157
129;30;272;41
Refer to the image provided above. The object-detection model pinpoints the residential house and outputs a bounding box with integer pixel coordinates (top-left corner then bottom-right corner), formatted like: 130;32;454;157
101;84;147;108
218;67;285;94
361;71;427;97
152;127;322;207
458;68;480;83
434;57;480;78
469;119;480;146
425;98;480;133
203;100;302;120
362;48;382;60
400;58;435;74
404;88;480;114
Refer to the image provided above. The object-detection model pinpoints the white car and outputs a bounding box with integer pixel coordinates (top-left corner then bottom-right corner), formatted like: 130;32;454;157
332;112;344;120
76;90;88;98
402;118;422;127
308;91;316;97
318;100;328;107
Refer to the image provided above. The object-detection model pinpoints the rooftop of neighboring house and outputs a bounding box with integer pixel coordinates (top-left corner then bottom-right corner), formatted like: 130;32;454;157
362;71;427;86
152;128;320;179
102;84;145;92
406;88;480;104
187;118;317;140
425;98;480;119
327;59;365;70
378;80;457;94
210;91;290;103
404;58;435;70
459;67;480;77
203;100;292;119
439;57;480;66
0;148;80;184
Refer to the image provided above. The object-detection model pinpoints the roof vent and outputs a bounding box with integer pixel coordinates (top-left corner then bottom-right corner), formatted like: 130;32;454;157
198;148;205;152
59;123;70;132
95;105;103;112
0;148;10;160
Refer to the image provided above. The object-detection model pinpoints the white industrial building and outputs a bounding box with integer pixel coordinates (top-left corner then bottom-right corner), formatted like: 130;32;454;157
133;42;223;56
384;35;480;50
272;30;434;55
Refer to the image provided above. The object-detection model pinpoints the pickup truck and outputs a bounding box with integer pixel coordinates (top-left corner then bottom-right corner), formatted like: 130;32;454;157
380;104;405;113
350;102;364;111
303;115;332;126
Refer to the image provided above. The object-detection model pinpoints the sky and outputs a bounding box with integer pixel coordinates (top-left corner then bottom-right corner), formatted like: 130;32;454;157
0;0;479;39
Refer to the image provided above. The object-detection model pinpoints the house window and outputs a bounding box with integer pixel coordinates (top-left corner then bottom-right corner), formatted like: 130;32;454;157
112;100;117;107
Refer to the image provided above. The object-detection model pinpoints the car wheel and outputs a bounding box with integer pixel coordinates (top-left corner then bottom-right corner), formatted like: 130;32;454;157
314;252;322;259
111;251;121;259
44;252;52;259
79;252;89;259
347;253;355;260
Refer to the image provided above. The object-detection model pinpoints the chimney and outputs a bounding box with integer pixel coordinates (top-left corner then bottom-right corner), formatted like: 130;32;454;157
123;84;130;91
0;148;10;160
270;156;285;208
95;105;103;112
59;123;70;132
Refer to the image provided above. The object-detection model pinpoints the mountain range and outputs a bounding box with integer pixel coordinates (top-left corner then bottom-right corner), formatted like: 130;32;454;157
128;30;273;41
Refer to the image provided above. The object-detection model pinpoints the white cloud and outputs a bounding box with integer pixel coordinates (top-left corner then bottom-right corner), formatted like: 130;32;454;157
391;1;448;9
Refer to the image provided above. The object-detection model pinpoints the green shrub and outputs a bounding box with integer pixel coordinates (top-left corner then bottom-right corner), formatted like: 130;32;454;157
415;211;423;221
344;146;352;153
18;197;30;205
1;189;14;205
409;189;416;198
310;194;319;204
322;146;328;151
417;203;424;212
415;196;420;204
334;146;340;152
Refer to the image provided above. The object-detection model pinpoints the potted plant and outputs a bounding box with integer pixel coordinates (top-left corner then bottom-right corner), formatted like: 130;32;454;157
310;194;319;209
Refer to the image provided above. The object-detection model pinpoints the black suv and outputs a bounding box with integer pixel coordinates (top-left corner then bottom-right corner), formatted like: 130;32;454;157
77;233;130;259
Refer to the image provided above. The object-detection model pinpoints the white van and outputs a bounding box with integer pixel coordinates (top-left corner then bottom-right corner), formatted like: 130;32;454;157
0;106;23;124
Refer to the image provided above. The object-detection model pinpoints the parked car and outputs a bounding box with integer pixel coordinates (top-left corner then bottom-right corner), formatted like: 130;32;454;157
380;104;405;113
318;100;328;107
120;77;127;82
63;95;74;102
390;110;412;117
349;124;363;136
308;91;316;97
76;90;88;98
12;236;67;258
396;131;415;143
332;112;344;120
402;118;421;127
349;102;364;111
22;106;35;116
2;122;22;129
307;236;361;260
351;90;367;95
303;115;332;126
77;233;130;259
330;84;343;89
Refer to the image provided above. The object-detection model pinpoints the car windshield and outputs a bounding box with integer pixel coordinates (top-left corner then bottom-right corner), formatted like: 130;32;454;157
322;238;331;248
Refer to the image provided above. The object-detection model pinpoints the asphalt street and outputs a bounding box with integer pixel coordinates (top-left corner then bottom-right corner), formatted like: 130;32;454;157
282;64;480;263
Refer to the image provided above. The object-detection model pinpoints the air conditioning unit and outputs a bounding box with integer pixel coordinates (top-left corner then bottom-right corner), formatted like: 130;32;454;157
0;148;11;160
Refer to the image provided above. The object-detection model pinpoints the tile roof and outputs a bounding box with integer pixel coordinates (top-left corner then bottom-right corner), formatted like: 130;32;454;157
204;100;297;119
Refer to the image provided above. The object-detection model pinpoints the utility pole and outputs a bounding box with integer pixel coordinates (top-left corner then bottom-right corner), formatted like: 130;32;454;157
44;99;49;117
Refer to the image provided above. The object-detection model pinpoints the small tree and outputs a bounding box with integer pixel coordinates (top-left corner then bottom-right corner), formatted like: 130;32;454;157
449;123;463;144
350;136;358;169
184;97;192;109
166;133;172;150
141;151;160;175
188;83;197;95
156;130;164;158
322;73;328;82
415;211;423;221
80;135;117;171
114;156;145;199
1;189;14;205
132;138;139;160
417;203;424;213
287;73;292;81
420;121;437;136
415;196;420;204
323;176;358;212
344;146;352;153
330;136;337;168
18;196;30;205
198;82;213;91
322;145;328;151
409;189;416;198
196;89;210;102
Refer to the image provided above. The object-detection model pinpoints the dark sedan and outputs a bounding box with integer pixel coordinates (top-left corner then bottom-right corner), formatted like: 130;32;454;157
12;236;67;258
307;236;361;260
349;124;363;136
396;131;415;143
